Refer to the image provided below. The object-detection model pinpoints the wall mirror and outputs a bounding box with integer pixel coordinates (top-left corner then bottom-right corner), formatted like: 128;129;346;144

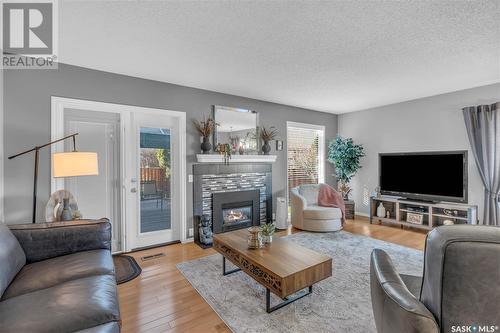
213;105;259;155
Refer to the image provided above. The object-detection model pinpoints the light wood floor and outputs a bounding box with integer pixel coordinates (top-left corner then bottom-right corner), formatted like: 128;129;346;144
118;217;427;333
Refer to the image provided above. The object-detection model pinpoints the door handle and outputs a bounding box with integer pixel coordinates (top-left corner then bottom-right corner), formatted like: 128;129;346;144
131;188;137;193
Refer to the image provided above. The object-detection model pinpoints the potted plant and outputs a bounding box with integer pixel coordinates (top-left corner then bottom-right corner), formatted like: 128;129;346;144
215;143;231;165
193;116;217;154
261;222;276;243
327;135;365;200
259;126;279;155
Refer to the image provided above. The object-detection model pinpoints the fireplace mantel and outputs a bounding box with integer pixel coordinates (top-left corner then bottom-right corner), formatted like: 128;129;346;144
196;154;277;163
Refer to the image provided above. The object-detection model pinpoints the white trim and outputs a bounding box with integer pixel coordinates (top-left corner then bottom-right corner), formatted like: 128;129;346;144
196;154;277;163
182;237;194;244
0;67;3;223
355;211;370;218
50;96;188;249
285;121;326;203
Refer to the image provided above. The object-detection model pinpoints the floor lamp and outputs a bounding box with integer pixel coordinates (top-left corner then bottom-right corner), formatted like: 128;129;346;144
8;133;99;223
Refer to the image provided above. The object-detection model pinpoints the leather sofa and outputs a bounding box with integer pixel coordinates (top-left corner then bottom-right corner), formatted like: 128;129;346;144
290;184;343;232
370;225;500;333
0;219;121;333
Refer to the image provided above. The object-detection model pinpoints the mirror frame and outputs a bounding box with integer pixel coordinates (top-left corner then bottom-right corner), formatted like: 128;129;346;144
212;105;259;153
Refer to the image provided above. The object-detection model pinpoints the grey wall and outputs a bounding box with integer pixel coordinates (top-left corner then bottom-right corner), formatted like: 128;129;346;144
338;83;500;223
3;63;338;232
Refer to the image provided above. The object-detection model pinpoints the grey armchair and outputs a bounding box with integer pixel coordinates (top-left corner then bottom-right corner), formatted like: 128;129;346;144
370;225;500;333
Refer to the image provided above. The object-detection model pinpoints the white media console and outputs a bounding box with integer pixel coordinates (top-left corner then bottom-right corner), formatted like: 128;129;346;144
370;196;478;230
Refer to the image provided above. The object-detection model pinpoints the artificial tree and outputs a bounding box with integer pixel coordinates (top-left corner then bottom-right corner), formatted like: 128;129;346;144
327;135;365;200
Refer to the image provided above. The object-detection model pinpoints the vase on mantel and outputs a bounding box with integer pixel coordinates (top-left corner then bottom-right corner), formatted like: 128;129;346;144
261;141;271;155
200;137;212;154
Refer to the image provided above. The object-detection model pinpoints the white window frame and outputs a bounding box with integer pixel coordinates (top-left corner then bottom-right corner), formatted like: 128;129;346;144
286;121;325;203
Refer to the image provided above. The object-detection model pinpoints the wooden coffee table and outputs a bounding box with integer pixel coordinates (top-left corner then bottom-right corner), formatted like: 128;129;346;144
213;229;332;313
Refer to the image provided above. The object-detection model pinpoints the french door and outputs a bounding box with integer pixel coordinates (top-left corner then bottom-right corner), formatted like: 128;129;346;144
125;112;183;250
52;97;186;253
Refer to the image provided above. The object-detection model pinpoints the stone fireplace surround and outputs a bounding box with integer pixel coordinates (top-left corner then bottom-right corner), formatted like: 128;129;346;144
193;163;272;245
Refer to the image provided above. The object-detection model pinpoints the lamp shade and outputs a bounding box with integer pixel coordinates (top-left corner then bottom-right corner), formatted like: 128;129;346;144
52;152;99;178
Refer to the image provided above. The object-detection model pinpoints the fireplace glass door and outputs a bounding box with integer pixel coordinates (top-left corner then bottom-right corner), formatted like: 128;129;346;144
222;202;253;228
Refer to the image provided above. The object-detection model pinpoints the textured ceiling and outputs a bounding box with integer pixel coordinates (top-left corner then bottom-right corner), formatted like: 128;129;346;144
59;1;500;114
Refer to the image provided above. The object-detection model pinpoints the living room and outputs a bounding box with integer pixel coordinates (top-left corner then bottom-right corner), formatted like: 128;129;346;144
0;1;499;332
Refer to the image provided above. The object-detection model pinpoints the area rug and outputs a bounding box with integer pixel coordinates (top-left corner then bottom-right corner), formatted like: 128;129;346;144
113;254;142;284
176;231;423;333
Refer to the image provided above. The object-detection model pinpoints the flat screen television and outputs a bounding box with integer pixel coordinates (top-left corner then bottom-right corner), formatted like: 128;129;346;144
379;151;468;203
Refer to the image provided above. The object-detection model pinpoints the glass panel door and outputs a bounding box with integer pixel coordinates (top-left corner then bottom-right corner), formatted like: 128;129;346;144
139;127;171;233
126;111;180;250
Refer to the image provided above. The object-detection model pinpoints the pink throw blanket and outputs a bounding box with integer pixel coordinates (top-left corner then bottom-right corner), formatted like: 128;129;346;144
318;184;346;225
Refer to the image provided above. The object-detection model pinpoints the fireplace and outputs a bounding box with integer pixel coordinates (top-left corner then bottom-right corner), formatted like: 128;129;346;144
212;189;260;233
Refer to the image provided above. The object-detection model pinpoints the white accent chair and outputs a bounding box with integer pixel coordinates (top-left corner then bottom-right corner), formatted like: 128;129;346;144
290;184;343;232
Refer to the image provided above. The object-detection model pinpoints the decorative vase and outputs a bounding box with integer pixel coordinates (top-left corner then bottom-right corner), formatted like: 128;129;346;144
261;141;271;155
376;202;386;218
60;198;73;221
200;137;212;154
247;226;263;249
263;235;273;244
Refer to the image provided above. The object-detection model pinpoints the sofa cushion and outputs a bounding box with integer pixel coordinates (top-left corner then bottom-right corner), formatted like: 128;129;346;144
298;184;320;205
2;249;114;300
0;224;26;298
0;275;120;333
75;322;120;333
303;205;342;220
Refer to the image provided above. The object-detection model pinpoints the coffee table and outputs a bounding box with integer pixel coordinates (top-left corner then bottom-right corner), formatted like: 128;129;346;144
213;229;332;313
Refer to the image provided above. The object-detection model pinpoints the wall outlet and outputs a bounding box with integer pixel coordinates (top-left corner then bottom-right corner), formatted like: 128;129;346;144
188;228;193;237
188;174;193;183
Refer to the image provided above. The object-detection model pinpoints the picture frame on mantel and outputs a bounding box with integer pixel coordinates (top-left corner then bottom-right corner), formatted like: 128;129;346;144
276;140;283;151
213;105;260;155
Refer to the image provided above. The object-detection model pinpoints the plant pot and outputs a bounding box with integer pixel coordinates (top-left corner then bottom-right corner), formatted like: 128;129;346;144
263;235;273;243
200;137;212;154
261;141;271;155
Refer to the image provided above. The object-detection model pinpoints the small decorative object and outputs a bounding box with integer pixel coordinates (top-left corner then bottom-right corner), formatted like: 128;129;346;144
442;219;455;226
198;214;213;245
247;226;263;249
192;115;218;154
276;140;283;151
45;189;79;222
407;212;424;224
373;186;381;198
261;222;276;244
215;143;232;164
238;142;245;155
376;202;386;218
60;198;73;221
386;211;391;219
327;135;365;200
72;210;82;219
260;126;279;155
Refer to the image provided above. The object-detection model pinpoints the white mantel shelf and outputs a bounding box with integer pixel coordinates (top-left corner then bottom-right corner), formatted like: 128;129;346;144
196;154;277;163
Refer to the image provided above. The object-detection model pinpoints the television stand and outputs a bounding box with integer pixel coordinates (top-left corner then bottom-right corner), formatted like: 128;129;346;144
369;196;478;230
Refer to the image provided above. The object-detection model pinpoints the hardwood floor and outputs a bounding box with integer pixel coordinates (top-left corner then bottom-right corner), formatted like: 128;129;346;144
118;217;427;333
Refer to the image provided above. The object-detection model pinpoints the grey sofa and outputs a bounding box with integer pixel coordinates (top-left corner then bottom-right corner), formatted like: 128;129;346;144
370;225;500;333
0;219;121;333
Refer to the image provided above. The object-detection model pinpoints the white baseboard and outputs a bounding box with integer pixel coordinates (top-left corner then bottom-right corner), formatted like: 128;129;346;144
181;237;194;244
355;211;370;217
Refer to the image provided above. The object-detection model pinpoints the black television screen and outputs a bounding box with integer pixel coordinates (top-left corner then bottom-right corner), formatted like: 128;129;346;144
379;151;467;203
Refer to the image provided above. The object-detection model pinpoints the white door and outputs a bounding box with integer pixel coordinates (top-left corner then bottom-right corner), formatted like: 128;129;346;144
64;110;122;252
125;112;181;250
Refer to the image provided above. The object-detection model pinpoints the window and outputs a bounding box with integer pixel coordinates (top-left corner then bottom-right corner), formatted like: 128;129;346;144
286;122;325;202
